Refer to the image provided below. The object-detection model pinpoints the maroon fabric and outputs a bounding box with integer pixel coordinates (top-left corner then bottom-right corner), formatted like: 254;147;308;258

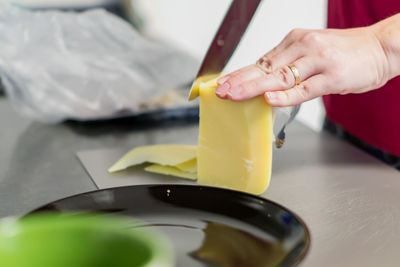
324;0;400;156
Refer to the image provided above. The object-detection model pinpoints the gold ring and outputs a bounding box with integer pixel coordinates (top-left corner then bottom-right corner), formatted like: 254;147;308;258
287;64;301;85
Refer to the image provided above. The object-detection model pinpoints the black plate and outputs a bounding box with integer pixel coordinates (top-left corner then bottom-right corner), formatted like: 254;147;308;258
30;185;310;267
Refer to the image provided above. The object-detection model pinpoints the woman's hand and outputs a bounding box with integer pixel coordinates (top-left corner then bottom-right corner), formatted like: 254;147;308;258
215;14;400;107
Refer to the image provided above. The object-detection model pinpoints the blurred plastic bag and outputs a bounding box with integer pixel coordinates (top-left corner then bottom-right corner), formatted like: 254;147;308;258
0;4;199;123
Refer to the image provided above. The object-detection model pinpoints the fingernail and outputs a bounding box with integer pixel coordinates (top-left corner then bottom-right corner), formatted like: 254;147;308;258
215;82;230;97
217;75;230;85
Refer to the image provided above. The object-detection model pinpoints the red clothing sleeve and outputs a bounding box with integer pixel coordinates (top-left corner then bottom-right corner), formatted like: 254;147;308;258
324;0;400;156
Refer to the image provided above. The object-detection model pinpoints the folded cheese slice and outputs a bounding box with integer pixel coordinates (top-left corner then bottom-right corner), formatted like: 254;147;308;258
144;164;197;180
108;145;197;173
197;78;273;195
175;158;197;173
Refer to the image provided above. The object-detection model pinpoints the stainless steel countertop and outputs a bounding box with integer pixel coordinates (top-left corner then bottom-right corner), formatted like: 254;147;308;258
1;98;400;266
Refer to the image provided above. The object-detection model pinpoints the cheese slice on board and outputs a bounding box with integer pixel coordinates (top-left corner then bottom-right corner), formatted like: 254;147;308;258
144;164;197;180
175;158;197;173
108;145;197;173
197;78;273;195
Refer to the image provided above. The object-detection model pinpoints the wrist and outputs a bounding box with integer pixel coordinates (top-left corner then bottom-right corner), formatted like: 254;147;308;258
370;13;400;80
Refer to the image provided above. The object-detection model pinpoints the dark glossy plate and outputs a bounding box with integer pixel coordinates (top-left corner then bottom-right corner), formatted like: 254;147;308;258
31;185;310;267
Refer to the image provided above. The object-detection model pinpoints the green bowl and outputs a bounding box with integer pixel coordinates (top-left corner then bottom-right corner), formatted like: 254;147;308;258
0;213;173;267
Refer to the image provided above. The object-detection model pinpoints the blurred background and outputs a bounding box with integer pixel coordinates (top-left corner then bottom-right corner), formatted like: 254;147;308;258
1;0;327;130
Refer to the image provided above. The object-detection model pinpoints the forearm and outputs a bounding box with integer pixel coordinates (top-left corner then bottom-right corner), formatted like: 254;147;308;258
371;13;400;80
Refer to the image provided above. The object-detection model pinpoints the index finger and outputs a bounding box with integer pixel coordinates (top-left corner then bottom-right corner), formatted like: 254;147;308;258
217;29;305;85
215;56;324;101
215;64;297;101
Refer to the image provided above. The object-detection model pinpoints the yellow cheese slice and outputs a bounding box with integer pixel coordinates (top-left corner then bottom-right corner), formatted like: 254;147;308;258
175;158;197;173
197;78;273;195
144;164;197;180
189;74;221;100
108;145;197;173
